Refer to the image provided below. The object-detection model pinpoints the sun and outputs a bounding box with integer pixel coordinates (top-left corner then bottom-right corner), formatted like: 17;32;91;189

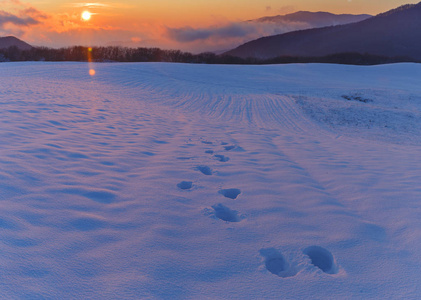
81;11;92;21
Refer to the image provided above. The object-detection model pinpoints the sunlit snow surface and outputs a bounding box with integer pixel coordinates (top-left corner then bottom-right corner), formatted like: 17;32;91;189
1;62;421;298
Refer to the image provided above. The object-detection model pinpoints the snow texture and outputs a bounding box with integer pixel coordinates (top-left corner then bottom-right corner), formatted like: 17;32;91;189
1;62;421;299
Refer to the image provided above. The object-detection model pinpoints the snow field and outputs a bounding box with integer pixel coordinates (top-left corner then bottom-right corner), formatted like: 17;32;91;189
0;62;421;299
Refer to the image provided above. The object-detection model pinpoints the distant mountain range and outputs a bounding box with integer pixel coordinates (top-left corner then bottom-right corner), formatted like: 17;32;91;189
225;2;421;60
0;36;33;50
250;11;371;29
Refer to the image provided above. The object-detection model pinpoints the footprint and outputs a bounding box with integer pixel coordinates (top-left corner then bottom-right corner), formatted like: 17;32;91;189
80;191;116;204
177;157;194;160
218;188;241;199
177;181;193;190
259;248;295;278
303;246;338;274
141;151;155;156
224;145;236;151
153;140;169;144
201;141;213;145
214;154;229;162
205;150;214;154
197;165;212;175
211;204;240;222
65;152;89;159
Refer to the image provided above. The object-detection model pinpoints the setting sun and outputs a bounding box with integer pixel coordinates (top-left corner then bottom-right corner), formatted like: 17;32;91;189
81;11;92;21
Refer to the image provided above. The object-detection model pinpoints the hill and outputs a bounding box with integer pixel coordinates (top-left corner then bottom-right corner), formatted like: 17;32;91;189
251;11;371;28
0;36;33;51
225;2;421;60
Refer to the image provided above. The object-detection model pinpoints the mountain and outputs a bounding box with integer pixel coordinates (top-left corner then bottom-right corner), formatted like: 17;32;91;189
251;11;371;28
225;2;421;60
0;36;33;50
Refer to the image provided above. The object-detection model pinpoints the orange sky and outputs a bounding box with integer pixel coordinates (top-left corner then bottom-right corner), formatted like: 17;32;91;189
1;0;419;52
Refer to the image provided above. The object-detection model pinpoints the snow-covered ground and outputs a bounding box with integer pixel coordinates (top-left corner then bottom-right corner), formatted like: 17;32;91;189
1;62;421;299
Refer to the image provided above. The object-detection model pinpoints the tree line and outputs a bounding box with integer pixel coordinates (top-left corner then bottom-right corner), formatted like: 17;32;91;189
0;45;418;65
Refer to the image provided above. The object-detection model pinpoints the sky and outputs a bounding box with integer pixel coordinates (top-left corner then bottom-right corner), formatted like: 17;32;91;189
0;0;419;52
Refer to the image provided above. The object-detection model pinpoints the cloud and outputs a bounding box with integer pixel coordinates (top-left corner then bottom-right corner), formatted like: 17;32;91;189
0;10;40;27
165;19;316;45
167;27;211;42
0;0;49;39
164;20;317;53
278;5;295;14
69;2;132;9
166;23;258;43
0;0;321;54
70;3;110;8
0;0;22;5
22;7;48;19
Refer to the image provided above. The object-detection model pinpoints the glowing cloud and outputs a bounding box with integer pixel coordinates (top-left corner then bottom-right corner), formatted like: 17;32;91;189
71;3;110;8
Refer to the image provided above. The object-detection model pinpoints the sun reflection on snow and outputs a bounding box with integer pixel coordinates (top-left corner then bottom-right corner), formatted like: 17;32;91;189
87;47;95;76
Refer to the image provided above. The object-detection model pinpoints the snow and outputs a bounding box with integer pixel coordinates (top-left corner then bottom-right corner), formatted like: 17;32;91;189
1;61;421;299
